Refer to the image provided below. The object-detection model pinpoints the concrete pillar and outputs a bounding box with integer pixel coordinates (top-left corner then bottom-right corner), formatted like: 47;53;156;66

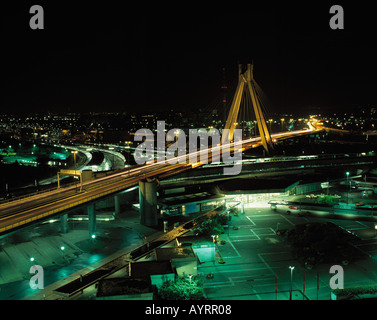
60;213;69;234
139;180;158;227
114;194;120;215
88;203;96;237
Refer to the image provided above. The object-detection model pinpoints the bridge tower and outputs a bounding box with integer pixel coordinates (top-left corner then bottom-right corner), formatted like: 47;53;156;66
222;63;274;154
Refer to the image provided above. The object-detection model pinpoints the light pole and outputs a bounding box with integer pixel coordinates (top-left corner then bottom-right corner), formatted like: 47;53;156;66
346;171;350;205
211;235;216;263
289;265;295;300
71;150;78;169
60;246;65;260
30;256;36;267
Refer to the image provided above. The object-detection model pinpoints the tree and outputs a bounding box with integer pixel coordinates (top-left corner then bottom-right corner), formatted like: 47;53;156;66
158;276;205;300
195;214;230;237
316;195;339;206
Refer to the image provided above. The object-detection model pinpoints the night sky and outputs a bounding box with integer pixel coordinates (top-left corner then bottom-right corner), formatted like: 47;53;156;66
1;2;377;115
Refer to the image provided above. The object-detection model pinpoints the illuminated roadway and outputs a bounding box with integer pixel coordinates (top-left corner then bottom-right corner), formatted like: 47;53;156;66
0;122;320;235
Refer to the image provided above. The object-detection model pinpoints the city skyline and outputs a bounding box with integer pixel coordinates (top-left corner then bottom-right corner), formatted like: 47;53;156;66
2;3;377;115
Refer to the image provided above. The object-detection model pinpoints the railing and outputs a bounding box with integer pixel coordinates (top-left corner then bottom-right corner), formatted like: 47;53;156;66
0;179;135;235
0;180;79;206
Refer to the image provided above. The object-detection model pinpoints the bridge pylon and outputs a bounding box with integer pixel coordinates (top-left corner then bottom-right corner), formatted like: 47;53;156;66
221;63;274;154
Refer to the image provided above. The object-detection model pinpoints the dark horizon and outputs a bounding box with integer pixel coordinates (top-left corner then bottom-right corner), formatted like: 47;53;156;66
2;3;377;116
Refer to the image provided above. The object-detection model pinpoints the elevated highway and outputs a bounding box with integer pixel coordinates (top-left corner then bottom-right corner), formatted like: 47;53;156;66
0;125;320;235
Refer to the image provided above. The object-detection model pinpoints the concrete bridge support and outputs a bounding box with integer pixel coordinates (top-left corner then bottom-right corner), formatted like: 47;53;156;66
139;179;158;227
88;203;96;238
114;194;120;215
60;213;69;234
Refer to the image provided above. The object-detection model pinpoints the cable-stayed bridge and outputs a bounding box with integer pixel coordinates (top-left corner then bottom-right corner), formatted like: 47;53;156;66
0;64;321;235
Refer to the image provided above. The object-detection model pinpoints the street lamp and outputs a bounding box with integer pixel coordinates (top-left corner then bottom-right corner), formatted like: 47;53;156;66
346;172;350;205
71;150;78;169
211;235;216;263
289;265;295;300
269;119;273;132
60;246;65;260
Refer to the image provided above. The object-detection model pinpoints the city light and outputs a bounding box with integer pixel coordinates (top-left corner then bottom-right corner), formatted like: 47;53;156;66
289;265;295;300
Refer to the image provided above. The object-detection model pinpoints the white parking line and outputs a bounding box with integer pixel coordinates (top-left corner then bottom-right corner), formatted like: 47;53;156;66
227;237;242;257
257;253;279;277
251;228;277;236
246;216;256;225
229;233;260;241
249;229;261;240
279;214;295;226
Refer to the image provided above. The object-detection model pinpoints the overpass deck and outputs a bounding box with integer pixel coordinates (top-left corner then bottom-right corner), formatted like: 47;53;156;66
0;127;321;236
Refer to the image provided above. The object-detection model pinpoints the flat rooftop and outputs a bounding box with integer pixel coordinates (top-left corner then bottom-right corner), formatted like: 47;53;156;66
128;260;174;278
155;246;196;261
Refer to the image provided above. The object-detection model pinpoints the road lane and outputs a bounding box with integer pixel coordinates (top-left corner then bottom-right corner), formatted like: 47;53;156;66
0;125;320;235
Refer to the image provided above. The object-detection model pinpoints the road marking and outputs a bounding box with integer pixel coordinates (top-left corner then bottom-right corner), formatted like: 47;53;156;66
249;229;261;240
279;214;295;226
203;274;275;288
227;237;242;257
257;253;277;277
229;235;260;242
251;228;277;236
245;216;256;225
229;276;276;283
355;221;371;228
248;214;279;218
234;224;256;228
